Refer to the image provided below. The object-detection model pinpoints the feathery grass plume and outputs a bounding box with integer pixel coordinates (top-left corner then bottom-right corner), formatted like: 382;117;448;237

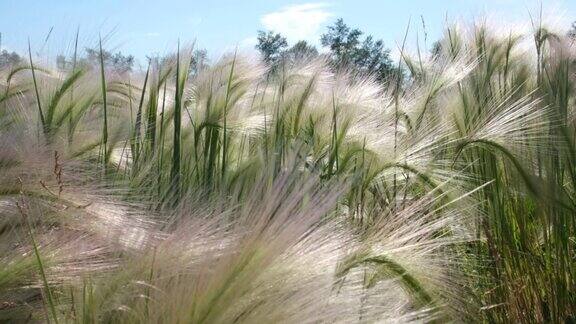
44;158;475;322
436;17;576;322
0;108;160;321
0;115;473;322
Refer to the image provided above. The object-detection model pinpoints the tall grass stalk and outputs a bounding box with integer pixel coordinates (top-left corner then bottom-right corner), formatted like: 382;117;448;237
132;62;150;170
98;36;108;166
28;39;47;137
170;41;182;200
68;27;79;145
221;49;237;180
16;198;59;324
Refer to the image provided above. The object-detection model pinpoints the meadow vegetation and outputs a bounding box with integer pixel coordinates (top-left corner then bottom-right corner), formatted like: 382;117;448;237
0;15;575;323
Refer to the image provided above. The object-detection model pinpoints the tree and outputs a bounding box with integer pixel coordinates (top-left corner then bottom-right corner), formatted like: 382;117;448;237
430;40;442;58
321;18;394;81
321;18;362;67
569;21;576;40
190;49;209;76
157;48;209;77
255;30;288;65
0;50;22;68
256;32;319;67
85;47;135;74
56;54;67;70
354;36;394;80
284;40;318;61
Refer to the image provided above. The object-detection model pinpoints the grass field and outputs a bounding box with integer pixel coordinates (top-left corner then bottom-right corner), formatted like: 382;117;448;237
0;17;575;323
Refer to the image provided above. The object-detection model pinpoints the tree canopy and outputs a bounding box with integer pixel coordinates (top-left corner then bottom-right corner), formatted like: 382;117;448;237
84;47;135;73
0;50;22;68
256;30;288;65
321;18;394;81
255;18;395;82
285;40;319;61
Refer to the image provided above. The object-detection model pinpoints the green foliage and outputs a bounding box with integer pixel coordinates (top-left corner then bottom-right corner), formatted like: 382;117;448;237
85;47;135;74
0;49;22;69
255;30;288;65
569;21;576;39
256;18;394;81
321;18;395;81
156;48;209;77
284;40;319;61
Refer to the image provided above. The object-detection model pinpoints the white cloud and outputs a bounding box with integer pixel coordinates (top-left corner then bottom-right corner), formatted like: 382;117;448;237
145;32;160;37
261;3;332;43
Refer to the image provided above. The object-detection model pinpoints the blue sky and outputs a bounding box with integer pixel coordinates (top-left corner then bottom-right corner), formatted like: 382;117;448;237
1;0;575;65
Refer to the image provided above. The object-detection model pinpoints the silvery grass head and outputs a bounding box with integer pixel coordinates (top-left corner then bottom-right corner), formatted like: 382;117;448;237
0;104;476;322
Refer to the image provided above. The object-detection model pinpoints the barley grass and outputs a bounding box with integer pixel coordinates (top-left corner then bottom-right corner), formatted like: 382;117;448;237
0;14;574;323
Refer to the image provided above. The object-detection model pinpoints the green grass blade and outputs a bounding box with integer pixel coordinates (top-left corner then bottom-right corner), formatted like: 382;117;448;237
28;38;47;137
170;41;182;201
98;36;108;166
